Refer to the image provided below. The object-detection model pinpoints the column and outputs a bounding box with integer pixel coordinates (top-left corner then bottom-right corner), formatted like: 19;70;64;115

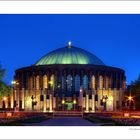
79;87;83;108
22;88;25;109
91;93;95;112
113;88;117;111
16;88;19;108
46;89;49;112
85;90;89;113
5;100;8;108
49;91;53;112
53;97;56;110
10;88;14;109
43;90;46;112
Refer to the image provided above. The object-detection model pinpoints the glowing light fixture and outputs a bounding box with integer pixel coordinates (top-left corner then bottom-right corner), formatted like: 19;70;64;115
11;80;19;85
128;96;133;101
3;97;7;101
11;80;16;85
62;99;65;104
73;100;77;104
80;88;83;93
68;41;72;48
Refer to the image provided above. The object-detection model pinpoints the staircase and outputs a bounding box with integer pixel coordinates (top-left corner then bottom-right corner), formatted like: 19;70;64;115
53;111;83;118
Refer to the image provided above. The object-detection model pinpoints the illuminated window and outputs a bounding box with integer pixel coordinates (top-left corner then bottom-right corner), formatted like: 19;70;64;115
83;75;88;90
67;75;73;92
75;75;80;91
50;75;55;90
36;76;40;90
91;75;95;89
99;76;103;89
43;75;48;89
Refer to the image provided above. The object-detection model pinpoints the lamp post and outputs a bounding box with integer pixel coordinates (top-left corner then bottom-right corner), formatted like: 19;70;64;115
128;95;133;111
11;80;19;110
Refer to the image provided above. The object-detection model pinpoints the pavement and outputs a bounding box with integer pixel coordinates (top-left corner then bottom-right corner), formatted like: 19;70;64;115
24;117;103;126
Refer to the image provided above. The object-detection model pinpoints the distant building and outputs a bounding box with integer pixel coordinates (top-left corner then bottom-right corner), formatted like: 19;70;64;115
10;43;126;112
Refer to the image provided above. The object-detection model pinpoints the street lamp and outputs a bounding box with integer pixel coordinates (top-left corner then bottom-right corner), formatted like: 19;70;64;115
11;80;19;86
128;96;133;101
127;95;134;111
11;80;19;109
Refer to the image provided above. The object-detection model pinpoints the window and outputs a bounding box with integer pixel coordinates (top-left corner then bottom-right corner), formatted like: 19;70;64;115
91;75;95;89
43;75;48;89
50;75;55;90
67;75;73;92
83;75;88;90
75;75;80;91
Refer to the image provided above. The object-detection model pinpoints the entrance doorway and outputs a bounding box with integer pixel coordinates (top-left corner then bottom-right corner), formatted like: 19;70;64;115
65;101;73;111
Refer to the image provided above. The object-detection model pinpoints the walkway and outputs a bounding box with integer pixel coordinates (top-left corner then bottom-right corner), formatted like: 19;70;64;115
25;117;101;126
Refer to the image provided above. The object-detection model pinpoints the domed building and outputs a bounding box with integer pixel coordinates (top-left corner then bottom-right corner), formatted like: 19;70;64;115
10;42;126;113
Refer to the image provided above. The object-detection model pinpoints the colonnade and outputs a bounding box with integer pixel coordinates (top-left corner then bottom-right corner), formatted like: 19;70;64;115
10;67;125;112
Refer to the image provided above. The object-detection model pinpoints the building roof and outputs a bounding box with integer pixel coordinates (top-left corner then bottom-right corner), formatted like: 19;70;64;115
35;45;105;66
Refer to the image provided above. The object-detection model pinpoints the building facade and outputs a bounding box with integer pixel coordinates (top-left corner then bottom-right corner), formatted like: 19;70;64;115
10;43;126;112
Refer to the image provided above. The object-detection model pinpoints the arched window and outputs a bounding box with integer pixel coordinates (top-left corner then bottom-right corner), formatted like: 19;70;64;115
43;75;48;89
99;76;103;89
36;76;40;90
83;75;88;90
75;75;80;92
67;75;73;92
91;75;96;89
50;75;55;90
57;75;64;90
62;76;64;90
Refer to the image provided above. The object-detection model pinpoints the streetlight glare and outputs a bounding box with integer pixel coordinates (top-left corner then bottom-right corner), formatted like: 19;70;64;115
73;100;77;104
62;100;65;104
11;80;16;85
128;96;133;101
3;97;7;101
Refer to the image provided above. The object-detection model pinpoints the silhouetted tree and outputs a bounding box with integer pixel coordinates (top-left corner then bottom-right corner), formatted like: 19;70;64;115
130;74;140;110
0;64;11;98
0;64;5;80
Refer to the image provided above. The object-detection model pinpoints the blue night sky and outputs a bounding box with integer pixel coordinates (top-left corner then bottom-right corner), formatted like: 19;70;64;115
0;14;140;85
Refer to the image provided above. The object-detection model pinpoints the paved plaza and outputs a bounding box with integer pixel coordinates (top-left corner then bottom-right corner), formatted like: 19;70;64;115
25;117;103;126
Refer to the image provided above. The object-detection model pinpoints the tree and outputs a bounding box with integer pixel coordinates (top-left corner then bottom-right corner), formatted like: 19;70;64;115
0;64;11;99
0;64;5;80
130;74;140;110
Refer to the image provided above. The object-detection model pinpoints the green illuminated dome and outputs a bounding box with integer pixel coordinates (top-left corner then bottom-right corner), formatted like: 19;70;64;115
35;45;105;65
